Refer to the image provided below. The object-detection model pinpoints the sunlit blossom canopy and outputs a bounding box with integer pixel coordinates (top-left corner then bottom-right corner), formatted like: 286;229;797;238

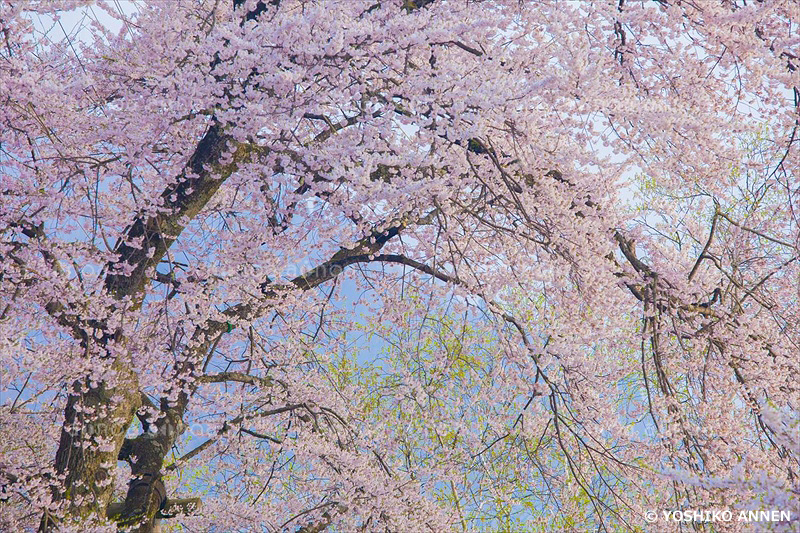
0;0;798;531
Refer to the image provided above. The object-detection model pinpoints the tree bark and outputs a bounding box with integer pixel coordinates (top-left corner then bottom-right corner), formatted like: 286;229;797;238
40;361;140;531
42;121;239;530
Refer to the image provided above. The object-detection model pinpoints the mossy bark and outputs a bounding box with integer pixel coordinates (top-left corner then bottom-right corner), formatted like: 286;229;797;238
40;361;140;531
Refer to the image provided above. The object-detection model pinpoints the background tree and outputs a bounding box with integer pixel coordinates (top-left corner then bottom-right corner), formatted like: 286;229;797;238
0;0;798;531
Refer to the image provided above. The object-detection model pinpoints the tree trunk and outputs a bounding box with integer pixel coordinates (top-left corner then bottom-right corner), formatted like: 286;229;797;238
40;360;140;531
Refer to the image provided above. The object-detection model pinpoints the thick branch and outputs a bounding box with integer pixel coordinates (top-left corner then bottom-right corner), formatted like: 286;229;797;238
104;123;260;303
107;497;201;520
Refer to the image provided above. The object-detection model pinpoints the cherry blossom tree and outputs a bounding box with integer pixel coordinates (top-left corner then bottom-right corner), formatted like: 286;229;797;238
1;0;798;531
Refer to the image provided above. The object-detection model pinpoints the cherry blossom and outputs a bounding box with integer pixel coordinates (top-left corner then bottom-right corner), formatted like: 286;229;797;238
0;1;798;531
